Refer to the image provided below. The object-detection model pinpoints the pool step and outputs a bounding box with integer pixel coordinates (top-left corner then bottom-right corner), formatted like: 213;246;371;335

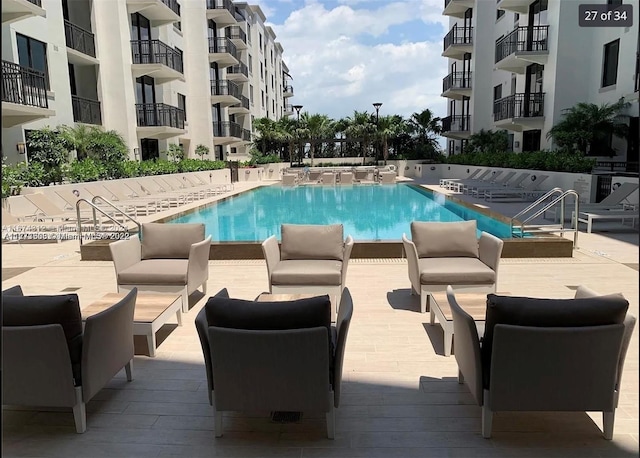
512;224;569;238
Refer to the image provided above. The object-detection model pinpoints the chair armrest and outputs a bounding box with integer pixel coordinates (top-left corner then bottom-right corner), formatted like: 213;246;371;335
402;234;420;293
478;232;503;273
261;236;281;287
341;235;354;288
447;285;483;406
195;288;229;406
81;288;137;402
333;287;354;408
187;236;212;292
109;237;142;275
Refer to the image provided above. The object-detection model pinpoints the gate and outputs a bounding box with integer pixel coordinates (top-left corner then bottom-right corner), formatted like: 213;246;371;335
595;175;612;203
227;161;239;183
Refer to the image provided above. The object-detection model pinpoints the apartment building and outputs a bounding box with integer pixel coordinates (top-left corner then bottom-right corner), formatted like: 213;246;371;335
441;0;639;167
1;0;294;165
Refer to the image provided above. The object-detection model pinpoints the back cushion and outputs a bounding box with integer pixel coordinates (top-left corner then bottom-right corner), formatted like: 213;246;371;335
411;221;479;258
281;224;344;261
141;223;205;259
481;293;629;385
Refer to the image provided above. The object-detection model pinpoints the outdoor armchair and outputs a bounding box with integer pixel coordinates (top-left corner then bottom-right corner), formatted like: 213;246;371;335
402;220;503;313
195;287;354;439
262;224;354;316
448;285;636;439
109;223;211;313
2;286;137;433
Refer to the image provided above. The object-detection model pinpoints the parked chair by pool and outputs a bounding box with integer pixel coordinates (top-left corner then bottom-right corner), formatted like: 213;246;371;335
282;173;299;186
339;171;354;184
22;193;104;224
379;171;396;184
440;168;481;189
321;172;336;185
261;224;354;316
483;175;549;201
402;220;503;314
467;171;516;196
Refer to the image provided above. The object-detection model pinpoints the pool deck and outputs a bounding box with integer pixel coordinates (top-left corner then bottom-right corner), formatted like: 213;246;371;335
2;177;639;457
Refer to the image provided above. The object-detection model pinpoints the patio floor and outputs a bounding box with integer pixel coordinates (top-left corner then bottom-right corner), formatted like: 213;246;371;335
2;178;638;457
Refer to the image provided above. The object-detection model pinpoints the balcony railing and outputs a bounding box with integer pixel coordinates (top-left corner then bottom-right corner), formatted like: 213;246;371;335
72;95;101;125
442;115;470;132
1;60;48;108
494;93;545;121
242;128;251;141
206;0;234;15
227;62;248;78
443;25;473;51
211;80;241;99
208;37;238;60
213;121;242;138
444;0;453;6
161;0;180;16
236;95;250;110
495;25;549;63
26;0;42;5
284;84;294;94
131;40;183;73
64;20;95;57
136;103;185;129
226;26;247;44
442;71;472;92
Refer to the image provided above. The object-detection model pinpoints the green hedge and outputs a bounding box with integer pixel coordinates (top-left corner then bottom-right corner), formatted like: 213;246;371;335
445;150;596;173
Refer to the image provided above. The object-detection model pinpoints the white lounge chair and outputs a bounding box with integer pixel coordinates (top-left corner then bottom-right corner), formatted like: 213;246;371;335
577;209;638;233
467;171;517;196
545;182;639;222
282;173;299;186
484;175;549;201
321;172;336;185
440;168;481;189
339;172;354;185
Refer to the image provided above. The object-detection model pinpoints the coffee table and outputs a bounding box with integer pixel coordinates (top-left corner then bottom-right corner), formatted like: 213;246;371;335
429;291;508;357
82;292;182;357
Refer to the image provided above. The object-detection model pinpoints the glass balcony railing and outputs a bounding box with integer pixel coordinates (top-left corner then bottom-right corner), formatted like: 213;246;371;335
1;60;48;108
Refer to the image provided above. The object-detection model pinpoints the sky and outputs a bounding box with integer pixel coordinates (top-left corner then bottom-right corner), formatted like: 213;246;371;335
252;0;450;126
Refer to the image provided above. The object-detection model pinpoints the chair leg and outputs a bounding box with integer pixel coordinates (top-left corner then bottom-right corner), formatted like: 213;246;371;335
72;388;86;433
458;369;464;384
181;288;189;313
326;403;335;439
481;403;493;439
603;411;615;440
420;292;429;313
125;359;133;382
213;395;223;438
202;281;207;295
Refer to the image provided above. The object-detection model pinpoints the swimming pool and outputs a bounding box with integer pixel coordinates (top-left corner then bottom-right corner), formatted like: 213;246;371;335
168;184;515;241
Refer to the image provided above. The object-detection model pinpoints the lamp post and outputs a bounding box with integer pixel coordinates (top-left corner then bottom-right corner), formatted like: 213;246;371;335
292;104;303;167
373;102;382;164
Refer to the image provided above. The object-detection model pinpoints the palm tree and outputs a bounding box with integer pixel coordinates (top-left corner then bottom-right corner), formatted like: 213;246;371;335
301;113;333;166
59;124;101;160
345;110;375;165
465;129;509;154
376;115;406;164
275;116;297;163
547;99;630;155
408;109;442;159
252;117;280;156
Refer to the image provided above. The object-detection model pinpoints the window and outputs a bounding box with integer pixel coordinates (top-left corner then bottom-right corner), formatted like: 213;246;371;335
270;50;273;64
248;54;253;74
271;75;274;89
259;33;262;50
178;93;186;121
272;99;275;114
261;90;265;107
496;0;505;21
247;24;251;43
260;62;264;80
16;34;49;89
174;21;181;31
493;84;502;100
249;85;254;105
607;0;622;6
602;39;619;87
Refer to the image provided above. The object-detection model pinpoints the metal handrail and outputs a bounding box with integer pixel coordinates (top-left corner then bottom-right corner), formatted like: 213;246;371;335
511;187;562;222
75;198;139;247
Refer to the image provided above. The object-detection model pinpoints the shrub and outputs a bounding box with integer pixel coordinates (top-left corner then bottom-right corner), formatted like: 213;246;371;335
64;159;105;183
85;130;128;179
25;127;71;184
195;144;210;158
445;150;596;173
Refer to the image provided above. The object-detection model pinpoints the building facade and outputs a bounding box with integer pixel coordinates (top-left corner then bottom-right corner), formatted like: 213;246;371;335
441;0;639;167
1;0;294;164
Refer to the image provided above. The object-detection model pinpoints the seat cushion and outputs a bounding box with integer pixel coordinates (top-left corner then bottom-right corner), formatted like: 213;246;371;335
141;223;205;259
418;257;495;285
2;294;83;385
280;224;344;261
2;285;24;296
481;293;630;388
411;220;479;258
271;260;342;286
118;259;189;285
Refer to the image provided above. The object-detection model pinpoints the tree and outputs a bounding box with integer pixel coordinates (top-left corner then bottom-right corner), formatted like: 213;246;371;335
464;129;509;154
301;112;333;166
85;130;129;179
252;117;280;156
547;99;630;155
195;144;210;158
345;110;376;164
59;124;100;160
25;127;71;184
408;109;442;159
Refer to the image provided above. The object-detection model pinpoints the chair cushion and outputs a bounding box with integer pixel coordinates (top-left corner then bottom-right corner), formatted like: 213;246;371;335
271;260;342;286
418;257;495;285
481;293;629;388
2;285;24;296
2;294;83;385
141;223;205;259
280;224;344;261
118;259;189;285
411;221;479;258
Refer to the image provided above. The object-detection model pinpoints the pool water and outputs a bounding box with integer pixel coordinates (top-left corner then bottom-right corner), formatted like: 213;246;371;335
168;184;514;242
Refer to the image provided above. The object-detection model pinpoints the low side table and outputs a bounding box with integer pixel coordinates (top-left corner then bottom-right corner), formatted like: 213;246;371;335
82;292;183;357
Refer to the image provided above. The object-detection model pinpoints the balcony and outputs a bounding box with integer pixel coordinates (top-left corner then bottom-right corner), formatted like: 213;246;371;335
441;114;471;139
135;102;185;139
213;121;243;145
131;40;184;83
206;0;236;26
442;0;474;18
441;71;472;100
228;95;250;115
226;63;249;83
493;92;545;131
2;0;45;24
64;20;98;66
495;26;549;74
72;95;101;125
242;128;252;142
226;26;247;50
208;37;239;69
126;0;180;26
284;85;294;98
210;80;241;106
442;25;473;59
497;0;536;14
1;60;54;127
284;104;293;116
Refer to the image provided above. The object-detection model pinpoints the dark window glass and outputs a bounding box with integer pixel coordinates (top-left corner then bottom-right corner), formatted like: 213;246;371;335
602;39;619;87
607;0;622;6
68;64;76;95
135;76;155;104
178;93;186;121
16;34;49;89
141;138;159;161
493;84;502;100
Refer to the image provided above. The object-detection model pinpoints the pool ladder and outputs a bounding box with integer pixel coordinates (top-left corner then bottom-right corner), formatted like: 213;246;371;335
75;196;142;248
510;188;580;247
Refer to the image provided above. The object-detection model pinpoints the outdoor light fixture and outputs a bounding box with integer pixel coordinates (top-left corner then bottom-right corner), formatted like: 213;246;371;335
292;105;303;167
372;103;383;164
16;143;26;154
133;147;140;160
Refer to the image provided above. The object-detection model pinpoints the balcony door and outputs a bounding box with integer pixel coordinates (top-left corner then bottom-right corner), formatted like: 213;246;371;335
136;75;157;125
131;13;151;63
524;63;544;117
527;0;548;51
